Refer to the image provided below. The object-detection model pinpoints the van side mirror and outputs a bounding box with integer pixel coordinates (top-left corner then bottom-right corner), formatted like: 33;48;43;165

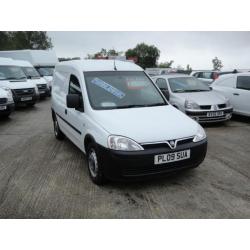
66;94;81;109
209;86;213;90
160;88;170;101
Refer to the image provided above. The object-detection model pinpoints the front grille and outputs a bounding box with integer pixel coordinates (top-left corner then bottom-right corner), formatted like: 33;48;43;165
0;98;7;104
142;137;194;150
37;84;47;90
200;105;211;110
218;104;226;109
13;88;35;96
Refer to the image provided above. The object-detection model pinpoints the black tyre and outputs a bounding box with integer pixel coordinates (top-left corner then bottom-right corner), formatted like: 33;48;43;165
86;142;106;185
53;115;64;140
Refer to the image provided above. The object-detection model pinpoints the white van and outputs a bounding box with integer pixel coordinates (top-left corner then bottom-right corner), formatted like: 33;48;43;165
0;87;15;117
14;60;50;98
0;57;37;106
51;60;207;184
0;50;58;92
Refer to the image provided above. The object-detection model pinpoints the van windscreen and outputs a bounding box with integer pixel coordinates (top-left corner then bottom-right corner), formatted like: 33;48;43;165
84;71;167;110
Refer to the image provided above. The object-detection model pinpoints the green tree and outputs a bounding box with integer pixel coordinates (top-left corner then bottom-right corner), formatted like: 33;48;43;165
0;31;53;50
158;60;174;68
212;56;223;71
186;64;192;72
125;43;160;69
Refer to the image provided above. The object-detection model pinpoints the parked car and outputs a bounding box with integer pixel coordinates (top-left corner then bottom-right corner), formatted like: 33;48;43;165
152;74;233;123
14;60;50;98
190;70;237;85
0;57;37;107
51;60;207;184
211;73;250;117
0;87;15;118
0;50;58;92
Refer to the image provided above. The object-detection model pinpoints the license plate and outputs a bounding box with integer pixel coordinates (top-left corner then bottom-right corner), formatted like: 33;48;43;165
0;106;7;110
154;149;191;165
39;91;45;94
21;97;32;101
207;111;224;117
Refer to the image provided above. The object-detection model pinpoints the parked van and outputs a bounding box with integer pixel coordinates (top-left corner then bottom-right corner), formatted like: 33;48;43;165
14;60;50;98
0;57;37;106
51;60;207;184
0;50;58;92
0;87;15;117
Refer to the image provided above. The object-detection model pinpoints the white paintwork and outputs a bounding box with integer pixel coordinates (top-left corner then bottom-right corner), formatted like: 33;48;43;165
12;59;49;91
152;74;231;114
190;70;215;84
212;73;250;116
0;50;58;67
52;60;204;154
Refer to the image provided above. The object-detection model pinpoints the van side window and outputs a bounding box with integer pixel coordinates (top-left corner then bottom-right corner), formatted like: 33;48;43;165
69;75;84;108
156;78;168;89
236;76;250;90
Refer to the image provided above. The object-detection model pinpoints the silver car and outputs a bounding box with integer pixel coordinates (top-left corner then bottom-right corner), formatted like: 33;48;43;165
152;74;233;123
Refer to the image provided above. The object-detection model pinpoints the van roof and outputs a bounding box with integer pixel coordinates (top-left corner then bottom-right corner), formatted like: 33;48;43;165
0;57;17;66
58;59;143;72
13;60;33;67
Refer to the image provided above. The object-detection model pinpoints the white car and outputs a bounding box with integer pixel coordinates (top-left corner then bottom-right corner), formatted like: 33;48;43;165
0;87;15;117
152;74;233;123
51;60;207;184
0;57;37;107
211;73;250;116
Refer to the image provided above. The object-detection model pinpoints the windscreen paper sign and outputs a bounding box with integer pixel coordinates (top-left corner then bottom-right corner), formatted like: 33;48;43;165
91;78;126;99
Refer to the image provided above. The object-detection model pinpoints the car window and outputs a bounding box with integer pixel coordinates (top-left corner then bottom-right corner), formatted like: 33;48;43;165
0;65;27;80
237;76;250;90
168;77;210;93
203;72;212;79
84;71;167;110
69;75;84;108
155;78;168;89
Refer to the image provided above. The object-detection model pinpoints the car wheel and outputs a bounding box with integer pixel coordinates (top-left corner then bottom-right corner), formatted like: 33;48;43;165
87;142;106;185
53;116;64;140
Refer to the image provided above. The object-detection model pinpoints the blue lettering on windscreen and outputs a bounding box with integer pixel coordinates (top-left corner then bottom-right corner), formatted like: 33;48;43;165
91;78;126;99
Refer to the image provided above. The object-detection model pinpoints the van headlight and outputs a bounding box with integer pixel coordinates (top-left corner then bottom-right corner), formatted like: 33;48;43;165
193;125;207;142
108;135;144;151
2;87;13;102
185;100;200;110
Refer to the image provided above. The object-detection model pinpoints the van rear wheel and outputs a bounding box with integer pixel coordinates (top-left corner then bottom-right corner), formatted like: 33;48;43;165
53;116;64;140
87;142;106;185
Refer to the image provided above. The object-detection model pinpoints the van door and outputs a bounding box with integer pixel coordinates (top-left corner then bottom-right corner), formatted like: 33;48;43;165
235;76;250;115
64;75;85;148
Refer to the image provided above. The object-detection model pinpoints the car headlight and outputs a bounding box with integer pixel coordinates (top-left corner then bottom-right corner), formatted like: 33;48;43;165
185;100;200;110
193;125;207;142
1;87;13;102
108;135;144;151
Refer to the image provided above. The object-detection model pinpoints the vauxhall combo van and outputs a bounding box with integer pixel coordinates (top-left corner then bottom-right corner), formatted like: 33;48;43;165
51;60;207;184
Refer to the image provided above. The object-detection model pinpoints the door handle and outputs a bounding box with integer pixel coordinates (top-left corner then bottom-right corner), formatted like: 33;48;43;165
65;109;67;115
233;93;239;96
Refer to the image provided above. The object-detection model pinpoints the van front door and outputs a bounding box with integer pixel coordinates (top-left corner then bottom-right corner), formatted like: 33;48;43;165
64;75;85;148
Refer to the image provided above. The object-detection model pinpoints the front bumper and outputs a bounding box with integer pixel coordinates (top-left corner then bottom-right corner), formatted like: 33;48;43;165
97;139;207;181
38;88;50;98
0;103;15;116
186;108;233;123
13;94;37;105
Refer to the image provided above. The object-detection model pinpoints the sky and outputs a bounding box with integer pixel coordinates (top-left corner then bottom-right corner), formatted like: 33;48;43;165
48;31;250;70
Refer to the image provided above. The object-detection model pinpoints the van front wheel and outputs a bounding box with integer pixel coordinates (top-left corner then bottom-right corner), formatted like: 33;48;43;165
53;116;64;140
87;143;106;185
